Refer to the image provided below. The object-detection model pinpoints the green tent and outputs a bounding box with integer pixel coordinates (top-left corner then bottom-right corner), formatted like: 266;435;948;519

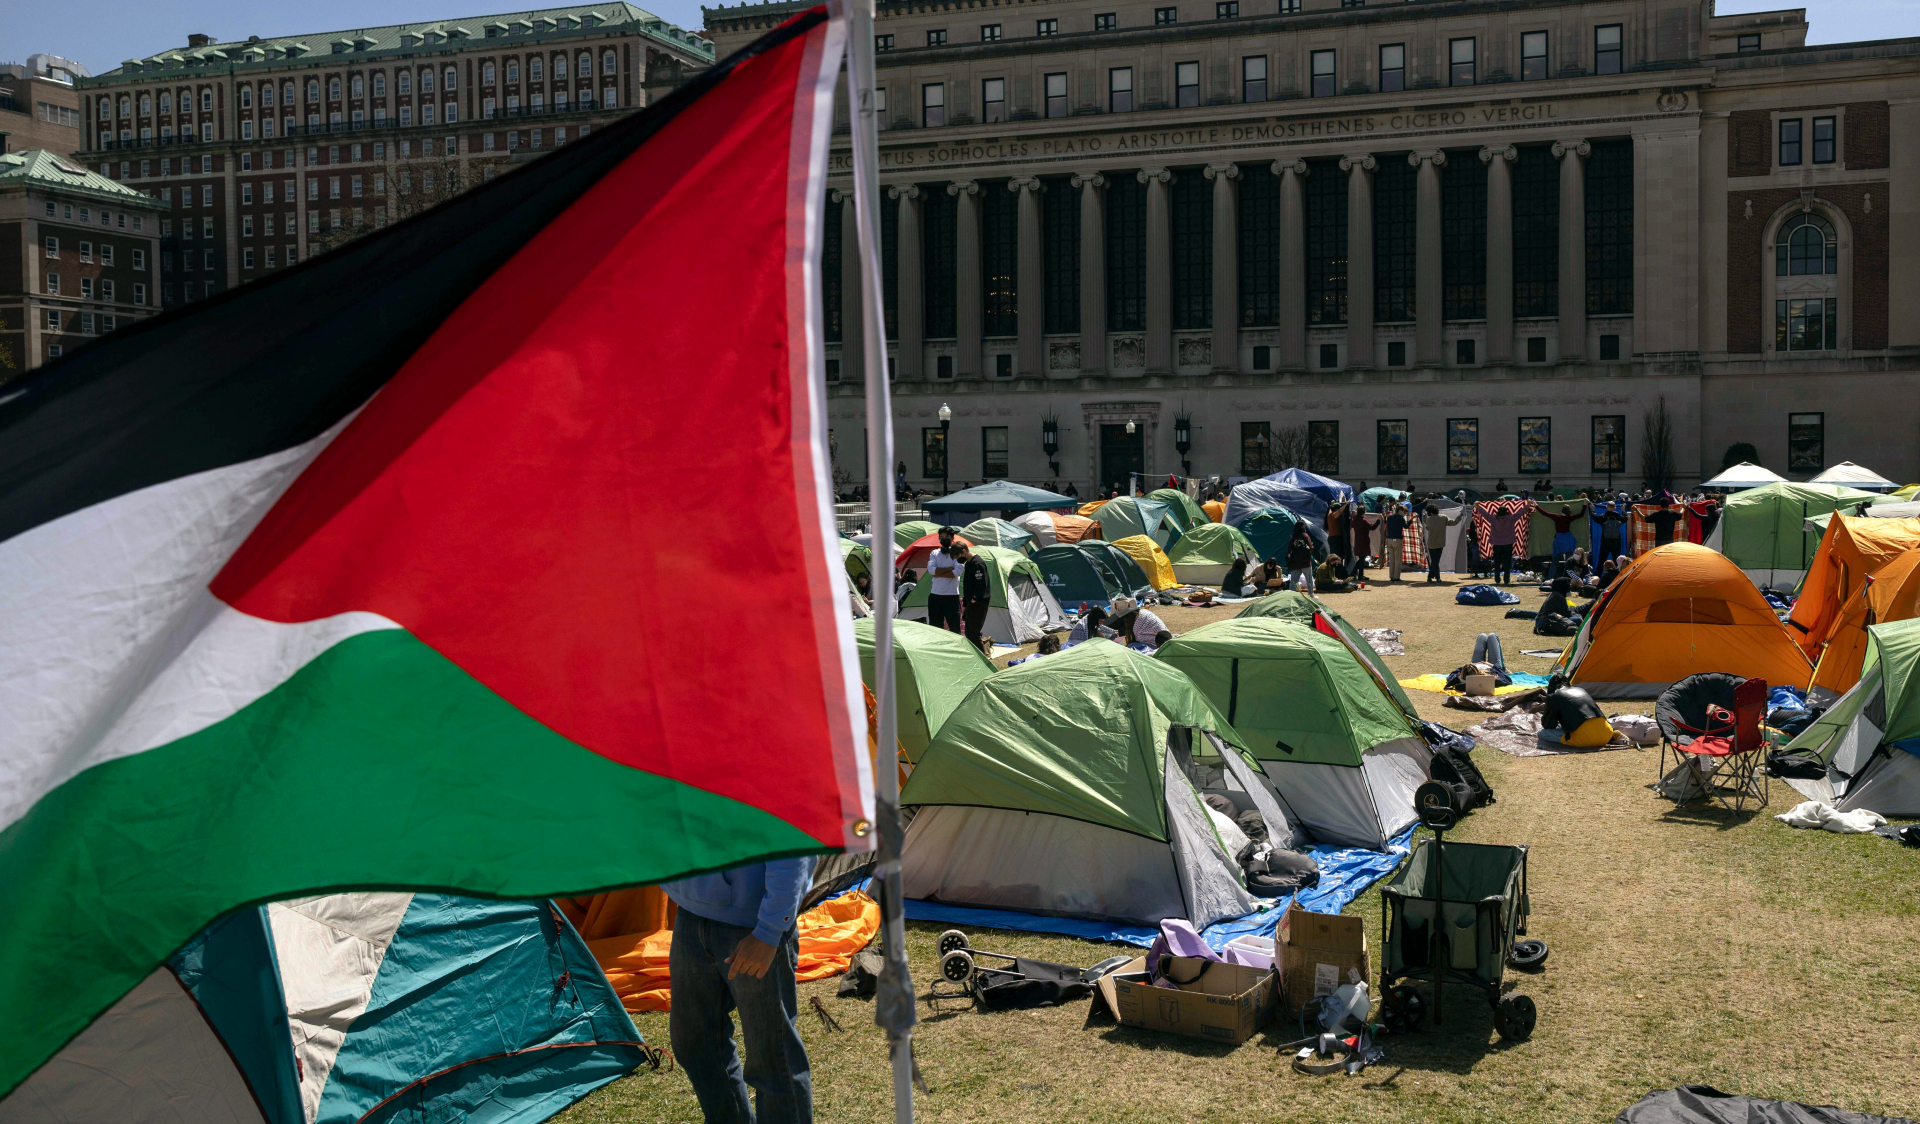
1148;488;1210;531
1779;617;1920;817
958;517;1036;555
899;641;1299;926
854;618;996;763
1712;481;1880;588
1031;544;1127;610
1093;496;1178;548
839;537;873;583
894;519;942;549
1166;522;1259;586
1235;590;1416;715
1077;540;1153;598
1156;618;1429;849
901;545;1067;645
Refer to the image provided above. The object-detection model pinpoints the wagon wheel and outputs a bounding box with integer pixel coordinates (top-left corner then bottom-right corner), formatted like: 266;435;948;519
1495;995;1537;1042
937;930;970;956
939;949;975;984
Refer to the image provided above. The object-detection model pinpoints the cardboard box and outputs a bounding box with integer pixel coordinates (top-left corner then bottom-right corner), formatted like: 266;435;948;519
1279;902;1370;1014
1094;956;1277;1045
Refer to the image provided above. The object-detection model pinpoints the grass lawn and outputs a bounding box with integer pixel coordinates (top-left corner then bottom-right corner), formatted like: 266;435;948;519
560;577;1920;1123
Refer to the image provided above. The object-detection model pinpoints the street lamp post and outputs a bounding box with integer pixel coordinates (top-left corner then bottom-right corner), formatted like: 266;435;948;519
938;402;952;497
1125;418;1137;494
1174;414;1193;478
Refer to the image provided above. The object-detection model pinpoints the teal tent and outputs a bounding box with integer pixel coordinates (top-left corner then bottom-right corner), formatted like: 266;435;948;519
922;481;1077;518
1077;539;1153;598
1237;505;1307;565
1093;496;1178;548
1033;544;1128;611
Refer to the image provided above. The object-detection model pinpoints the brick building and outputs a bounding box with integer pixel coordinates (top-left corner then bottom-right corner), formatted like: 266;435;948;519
0;56;86;156
0;150;164;377
72;4;714;309
704;0;1920;492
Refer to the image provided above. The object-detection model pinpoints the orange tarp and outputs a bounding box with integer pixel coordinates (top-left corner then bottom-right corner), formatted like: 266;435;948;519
1809;549;1920;697
1202;500;1227;524
1562;542;1811;697
1787;516;1920;659
1077;500;1105;517
1049;514;1101;544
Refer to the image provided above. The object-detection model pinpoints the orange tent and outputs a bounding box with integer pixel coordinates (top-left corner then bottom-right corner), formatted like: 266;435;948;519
1808;549;1920;699
1203;499;1227;524
1555;542;1811;698
1786;516;1920;660
1047;513;1101;544
1077;500;1105;518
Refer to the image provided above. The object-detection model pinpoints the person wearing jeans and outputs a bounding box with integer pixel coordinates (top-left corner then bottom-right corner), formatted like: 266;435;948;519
1472;632;1506;672
663;857;817;1124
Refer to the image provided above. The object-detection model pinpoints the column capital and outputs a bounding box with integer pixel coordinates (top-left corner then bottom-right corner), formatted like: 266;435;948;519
1137;166;1174;184
1551;138;1591;159
1271;158;1308;177
1407;149;1448;168
1070;170;1107;189
886;182;921;200
1008;175;1045;193
829;186;851;204
1338;153;1376;173
1479;144;1517;164
946;179;980;196
1202;162;1241;181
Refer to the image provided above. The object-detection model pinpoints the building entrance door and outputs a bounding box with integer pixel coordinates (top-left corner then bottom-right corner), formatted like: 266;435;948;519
1100;424;1145;494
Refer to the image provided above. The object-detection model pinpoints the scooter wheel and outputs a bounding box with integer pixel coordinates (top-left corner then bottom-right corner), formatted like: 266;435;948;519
1507;939;1549;971
937;930;970;956
939;949;975;983
1495;995;1537;1041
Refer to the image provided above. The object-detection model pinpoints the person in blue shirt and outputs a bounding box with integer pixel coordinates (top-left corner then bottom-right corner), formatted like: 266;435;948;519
662;855;818;1124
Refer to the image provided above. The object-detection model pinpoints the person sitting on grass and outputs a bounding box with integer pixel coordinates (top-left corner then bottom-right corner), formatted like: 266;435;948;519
1067;605;1117;645
1313;555;1352;593
1541;673;1616;747
1113;606;1171;650
1009;634;1064;665
1219;556;1255;598
1259;555;1287;591
1535;576;1582;636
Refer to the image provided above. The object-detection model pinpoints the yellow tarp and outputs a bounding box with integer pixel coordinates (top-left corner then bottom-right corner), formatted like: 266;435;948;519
1399;674;1539;697
1113;533;1179;590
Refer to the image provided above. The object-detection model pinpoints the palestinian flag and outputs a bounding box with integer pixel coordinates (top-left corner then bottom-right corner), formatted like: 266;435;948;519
0;6;867;1097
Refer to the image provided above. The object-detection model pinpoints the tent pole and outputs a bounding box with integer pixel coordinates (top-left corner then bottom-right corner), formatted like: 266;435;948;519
846;0;917;1119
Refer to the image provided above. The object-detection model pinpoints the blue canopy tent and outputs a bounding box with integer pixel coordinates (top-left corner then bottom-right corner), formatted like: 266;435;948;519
922;481;1078;523
1273;468;1355;507
1225;476;1327;527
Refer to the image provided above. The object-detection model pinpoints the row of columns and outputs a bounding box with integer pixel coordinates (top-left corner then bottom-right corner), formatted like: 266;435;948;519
831;139;1599;380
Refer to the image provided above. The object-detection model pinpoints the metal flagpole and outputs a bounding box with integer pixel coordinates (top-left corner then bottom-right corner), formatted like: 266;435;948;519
845;0;917;1119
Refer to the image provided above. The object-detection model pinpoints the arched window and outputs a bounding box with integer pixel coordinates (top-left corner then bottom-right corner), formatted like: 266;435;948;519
399;72;412;94
307;80;319;102
352;75;363;97
530;57;543;82
422;69;435;93
139;94;151;114
118;97;130;118
578;53;591;77
483;61;496;84
1776;214;1837;276
238;88;251;108
444;66;457;90
329;78;341;100
160;92;172;112
603;50;616;75
200;89;212;111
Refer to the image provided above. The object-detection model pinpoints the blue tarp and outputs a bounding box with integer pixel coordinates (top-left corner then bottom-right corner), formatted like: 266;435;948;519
904;827;1414;950
1225;477;1328;527
1272;468;1356;507
1457;584;1521;605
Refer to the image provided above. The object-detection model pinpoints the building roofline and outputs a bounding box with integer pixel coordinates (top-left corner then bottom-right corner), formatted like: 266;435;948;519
0;149;167;208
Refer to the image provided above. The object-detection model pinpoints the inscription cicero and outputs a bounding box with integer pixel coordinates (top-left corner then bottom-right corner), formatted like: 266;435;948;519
828;102;1562;171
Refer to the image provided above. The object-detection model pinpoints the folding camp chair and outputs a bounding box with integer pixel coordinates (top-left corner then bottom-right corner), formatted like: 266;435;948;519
1655;674;1769;812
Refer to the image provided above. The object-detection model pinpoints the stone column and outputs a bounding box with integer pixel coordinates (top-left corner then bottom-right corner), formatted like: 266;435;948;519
1010;176;1045;376
1887;98;1920;348
834;188;864;383
1481;145;1516;365
1410;150;1446;367
1140;166;1174;374
1205;163;1240;371
1699;112;1730;356
1072;171;1107;377
890;183;923;380
1340;153;1376;369
950;179;982;378
1553;138;1590;363
1274;159;1308;370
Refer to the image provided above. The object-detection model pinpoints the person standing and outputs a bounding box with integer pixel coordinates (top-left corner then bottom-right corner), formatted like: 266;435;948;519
1596;501;1627;564
924;528;963;634
1540;500;1589;576
663;856;818;1124
1384;503;1408;583
1485;502;1527;585
958;542;992;655
1421;502;1463;583
1285;522;1317;593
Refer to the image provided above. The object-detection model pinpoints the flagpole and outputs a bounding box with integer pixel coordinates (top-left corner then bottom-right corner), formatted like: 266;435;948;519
845;0;917;1119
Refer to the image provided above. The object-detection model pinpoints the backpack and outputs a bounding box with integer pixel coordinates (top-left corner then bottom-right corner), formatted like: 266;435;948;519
1429;744;1495;810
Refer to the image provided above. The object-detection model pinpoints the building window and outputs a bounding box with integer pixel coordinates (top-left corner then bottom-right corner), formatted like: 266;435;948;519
937;355;955;379
1175;61;1200;108
135;283;148;305
1308;421;1339;474
1311;50;1336;97
1592;415;1626;473
1599;334;1621;360
1217;1;1238;14
1512;146;1559;317
243;248;255;269
982;427;1009;477
922;187;956;338
44;236;58;257
1374;158;1416;322
923;428;948;477
1777;213;1838;276
1520;31;1549;80
1109;67;1133;112
982;183;1017;336
1037;18;1058;35
1319;343;1339;368
1171;171;1212;330
875;34;893;51
1519;417;1550;473
980;23;1001;40
822;197;842;344
1252;345;1271;369
1242;421;1272;475
1239;162;1278;326
1779;118;1802;166
1095;12;1117;30
982;78;1006;122
1777;298;1838;351
1595;24;1623;74
1242;56;1267;102
1443;153;1487;319
133;249;145;270
1379;44;1405;93
1377;420;1408;475
1737;33;1761;52
1447;419;1479;474
995;354;1013;377
926;28;947;46
47;309;61;329
1527;336;1547;362
1043;174;1080;333
46;273;59;294
1788;413;1824;472
1155;6;1178;25
1812;116;1836;164
1045;72;1069;117
1106;174;1145;330
922;83;945;127
1305;158;1347;324
1586;139;1633;315
873;88;888;128
1450;38;1476;85
1387;340;1406;366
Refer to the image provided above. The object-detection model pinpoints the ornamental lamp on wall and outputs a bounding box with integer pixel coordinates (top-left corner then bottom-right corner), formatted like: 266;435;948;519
1041;414;1060;476
1174;414;1193;476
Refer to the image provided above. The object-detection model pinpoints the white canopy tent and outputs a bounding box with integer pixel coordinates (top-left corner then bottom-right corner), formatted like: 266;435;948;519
1810;462;1899;492
1701;462;1787;490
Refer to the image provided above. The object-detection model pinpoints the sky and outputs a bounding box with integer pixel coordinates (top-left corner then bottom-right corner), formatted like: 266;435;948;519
6;0;1917;77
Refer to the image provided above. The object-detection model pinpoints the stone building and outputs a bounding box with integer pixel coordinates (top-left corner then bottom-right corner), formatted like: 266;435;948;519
1;57;86;157
708;0;1920;495
69;4;713;309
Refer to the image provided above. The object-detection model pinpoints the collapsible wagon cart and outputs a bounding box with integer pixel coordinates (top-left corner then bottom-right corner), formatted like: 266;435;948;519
1380;834;1537;1040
